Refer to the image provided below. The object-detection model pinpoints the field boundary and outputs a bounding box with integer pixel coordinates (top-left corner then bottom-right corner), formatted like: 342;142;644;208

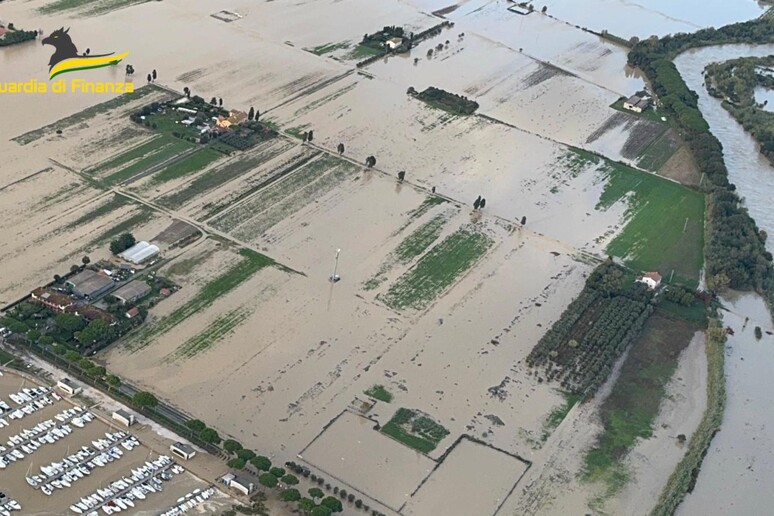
298;410;532;516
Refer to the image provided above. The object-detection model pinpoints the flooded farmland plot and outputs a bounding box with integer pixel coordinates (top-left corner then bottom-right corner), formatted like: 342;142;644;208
443;0;645;95
0;370;228;515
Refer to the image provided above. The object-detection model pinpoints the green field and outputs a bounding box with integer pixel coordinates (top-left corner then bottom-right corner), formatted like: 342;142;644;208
13;85;166;145
157;140;295;210
349;44;385;59
365;213;449;290
594;157;705;287
636;130;681;172
584;312;701;492
393;195;448;236
379;229;493;310
38;0;150;15
365;385;393;403
149;148;222;185
126;249;275;351
308;41;351;56
0;347;17;366
381;408;449;453
102;137;194;185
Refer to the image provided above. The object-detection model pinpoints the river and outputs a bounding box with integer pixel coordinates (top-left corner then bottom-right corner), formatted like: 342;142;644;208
672;46;774;515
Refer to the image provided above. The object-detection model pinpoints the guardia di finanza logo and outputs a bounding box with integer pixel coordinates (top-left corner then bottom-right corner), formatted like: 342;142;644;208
42;27;128;80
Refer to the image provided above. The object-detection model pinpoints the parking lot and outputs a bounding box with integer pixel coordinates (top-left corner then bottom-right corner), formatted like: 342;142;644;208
0;370;229;515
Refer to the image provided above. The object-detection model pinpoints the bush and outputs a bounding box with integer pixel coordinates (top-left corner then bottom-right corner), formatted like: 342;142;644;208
251;455;271;471
236;448;256;461
321;496;343;513
223;439;243;454
186;419;206;432
281;474;299;485
199;428;221;445
258;473;278;489
227;457;246;469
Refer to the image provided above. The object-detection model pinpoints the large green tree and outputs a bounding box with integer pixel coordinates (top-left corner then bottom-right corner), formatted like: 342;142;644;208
132;391;158;409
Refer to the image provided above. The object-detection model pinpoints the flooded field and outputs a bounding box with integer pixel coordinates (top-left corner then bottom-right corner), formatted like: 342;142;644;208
676;292;774;515
1;0;760;513
0;370;228;515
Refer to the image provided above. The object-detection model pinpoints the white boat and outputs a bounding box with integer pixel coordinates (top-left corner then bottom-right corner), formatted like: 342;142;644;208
71;505;83;514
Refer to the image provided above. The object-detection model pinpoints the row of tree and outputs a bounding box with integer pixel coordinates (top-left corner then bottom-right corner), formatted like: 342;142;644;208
526;261;654;398
0;27;38;47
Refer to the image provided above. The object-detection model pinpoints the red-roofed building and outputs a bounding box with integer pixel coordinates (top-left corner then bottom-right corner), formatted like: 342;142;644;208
31;288;75;313
125;307;140;319
637;271;662;290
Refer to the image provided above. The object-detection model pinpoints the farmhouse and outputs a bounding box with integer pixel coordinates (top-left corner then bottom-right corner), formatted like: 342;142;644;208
637;271;662;290
113;280;151;304
170;442;197;460
112;409;135;427
119;241;160;264
71;304;118;325
66;269;115;299
221;473;254;496
623;94;651;113
57;378;82;396
30;287;75;313
386;37;404;50
216;110;248;129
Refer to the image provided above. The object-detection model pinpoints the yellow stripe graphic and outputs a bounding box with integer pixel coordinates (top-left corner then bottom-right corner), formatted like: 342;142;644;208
49;52;129;80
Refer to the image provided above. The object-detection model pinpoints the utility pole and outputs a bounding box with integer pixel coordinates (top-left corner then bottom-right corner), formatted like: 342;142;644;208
330;249;341;283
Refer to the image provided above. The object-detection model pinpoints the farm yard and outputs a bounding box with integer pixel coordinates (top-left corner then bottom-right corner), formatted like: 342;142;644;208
0;0;721;514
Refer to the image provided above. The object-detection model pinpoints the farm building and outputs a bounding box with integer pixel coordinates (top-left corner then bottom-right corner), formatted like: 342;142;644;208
119;241;160;264
170;442;197;460
637;271;662;290
57;378;82;396
71;304;118;325
30;287;75;313
386;37;404;49
216;110;248;129
66;269;115;299
623;95;651;113
112;409;135;427
113;281;151;304
221;473;253;496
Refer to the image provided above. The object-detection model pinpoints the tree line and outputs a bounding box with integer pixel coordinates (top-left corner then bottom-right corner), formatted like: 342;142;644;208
628;19;774;297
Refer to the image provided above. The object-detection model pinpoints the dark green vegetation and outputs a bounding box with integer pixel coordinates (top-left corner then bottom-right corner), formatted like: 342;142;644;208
365;213;449;290
381;408;449;453
149;148;222;184
584;310;704;489
413;87;479;115
0;26;38;47
629;19;774;297
309;42;351;56
0;347;17;366
705;56;774;164
360;25;409;53
652;320;727;516
13;85;165;145
364;385;393;403
526;261;654;398
109;232;136;255
130;96;276;151
591;153;705;287
379;228;492;310
127;249;275;351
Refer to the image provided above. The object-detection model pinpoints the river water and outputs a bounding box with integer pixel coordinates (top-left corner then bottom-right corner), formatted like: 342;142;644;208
672;46;774;514
675;44;774;248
